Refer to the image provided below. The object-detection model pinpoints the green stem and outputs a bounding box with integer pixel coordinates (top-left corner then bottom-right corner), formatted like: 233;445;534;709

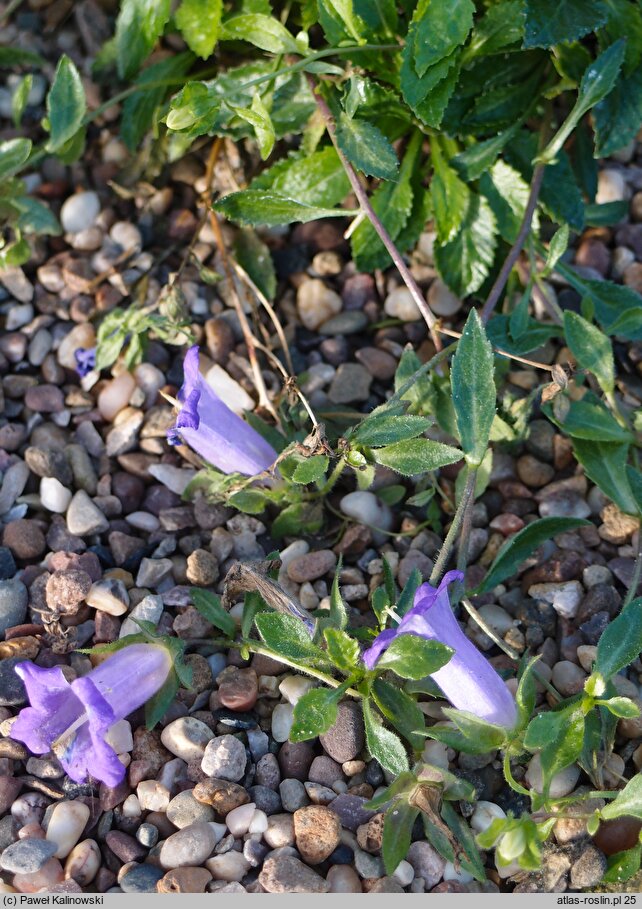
245;640;362;698
624;524;642;606
455;468;478;575
387;343;457;408
504;751;531;796
319;456;346;495
429;467;477;586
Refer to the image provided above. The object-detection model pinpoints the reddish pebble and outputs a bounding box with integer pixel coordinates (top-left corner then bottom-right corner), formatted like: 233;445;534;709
217;667;259;712
593;817;642;855
489;514;525;536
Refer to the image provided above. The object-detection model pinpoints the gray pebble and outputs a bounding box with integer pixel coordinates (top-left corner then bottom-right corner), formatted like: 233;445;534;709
0;657;26;706
201;735;247;781
0;579;27;634
166;790;215;828
279;779;309;812
1;837;58;873
120;864;165;892
248;785;281;815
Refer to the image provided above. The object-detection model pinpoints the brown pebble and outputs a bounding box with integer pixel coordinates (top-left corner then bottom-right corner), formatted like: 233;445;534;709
24;384;65;412
3;519;46;560
287;549;337;583
193;779;250;818
0;636;40;660
217;667;258;712
105;830;148;863
157;867;213;893
293;805;341;864
593;817;642;855
45;569;92;614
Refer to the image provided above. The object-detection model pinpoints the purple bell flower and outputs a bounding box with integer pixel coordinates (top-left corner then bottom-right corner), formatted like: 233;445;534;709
74;347;96;378
362;570;518;729
167;345;278;477
10;644;173;787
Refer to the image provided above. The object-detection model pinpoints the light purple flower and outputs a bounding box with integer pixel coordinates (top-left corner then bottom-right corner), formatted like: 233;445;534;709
363;570;518;729
11;644;173;787
167;345;278;476
74;347;96;377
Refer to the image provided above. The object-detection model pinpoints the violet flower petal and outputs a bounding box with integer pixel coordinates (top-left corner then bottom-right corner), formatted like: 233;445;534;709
11;644;173;786
74;347;96;378
362;570;518;729
167;345;278;476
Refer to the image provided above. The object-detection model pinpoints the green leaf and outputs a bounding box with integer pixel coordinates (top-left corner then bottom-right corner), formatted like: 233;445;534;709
594;597;642;683
372;677;426;751
190;588;236;637
0;138;32;181
509;282;532;342
601;0;642;74
603;844;642;883
228;94;275;159
596;696;641;718
291;455;329;485
431;140;469;244
45;55;86;152
255;613;328;664
12;74;32;128
465;1;524;57
477;517;591;593
227;489;269;514
441;708;508;750
324;628;359;670
572;440;638;515
329;558;348;631
221;14;301;53
516;656;539;727
0;47;45;68
14;197;61;236
451;309;495;467
396;568;423;619
451;129;517;182
564;311;615;395
412;0;474;76
335;113;398;180
382;803;419;876
479;160;535;245
540;40;625;163
115;0;171;79
121;53;194;152
373;438;462;477
571;275;642;340
176;0;222;58
400;23;461;128
523;0;608;48
584;200;629;226
253;147;350;209
434;192;497;297
351;169;412;272
601;773;642;821
544;394;633;443
376;634;453;680
320;0;366;43
524;704;585;795
440;801;488;882
234;228;276;301
545;224;570;274
290;687;341;742
363;699;409;776
271;500;324;539
594;67;642;157
213;190;352;227
352;413;431;447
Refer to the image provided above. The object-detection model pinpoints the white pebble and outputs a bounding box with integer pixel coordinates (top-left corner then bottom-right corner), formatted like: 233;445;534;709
393;859;415;886
271;703;295;742
384;286;421;322
205;364;255;415
297;278;342;330
208;822;228;845
104;719;133;754
525;753;580;798
147;463;196;496
98;373;135;422
205;852;251;882
421;740;449;769
339;491;393;544
46;801;90;859
39;477;72;514
125;511;160;532
248;809;268;835
596;168;626;204
61;191;100;234
122;795;141;818
470;801;507;835
226;803;256;837
443;860;474;884
5;302;34;330
110;221;142;252
136;780;170;812
279;675;315;706
160;717;215;762
427;279;462;317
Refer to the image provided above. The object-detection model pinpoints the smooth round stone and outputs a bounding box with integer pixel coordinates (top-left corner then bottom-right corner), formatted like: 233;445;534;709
1;838;58;873
136;780;170;813
40;477;72;514
64;839;100;886
122;795;141;818
318;311;368;336
259;854;329;893
98;373;136;422
339;491;393;539
393;859;415;886
525;754;580;798
12;856;64;892
206;851;251;882
57;324;96;370
0;579;28;634
167;790;215;828
264;814;295;849
66;490;109;536
406;841;445;888
159;823;217;870
161;717;215;761
6;302;33;330
596;168;626;204
120;864;165;892
225;802;256;837
85;578;129;616
279;675;315;706
134;363;165;407
248;809;268;835
204;364;254;415
125;511;160;532
384;287;421;321
104;719;133;755
201;735;247;781
110;221;142;252
327;864;362;893
293;805;341;864
136;824;159;848
443;860;474;884
319;701;365;764
470;801;506;835
297;279;343;331
46;801;90;859
272;703;295;742
427;279;462;317
61;191;100;234
0;461;30;516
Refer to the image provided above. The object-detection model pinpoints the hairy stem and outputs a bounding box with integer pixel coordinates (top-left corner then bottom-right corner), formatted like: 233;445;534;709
245;641;361;697
624;526;642;606
308;77;442;352
430;468;477;586
481;163;546;324
455;469;479;578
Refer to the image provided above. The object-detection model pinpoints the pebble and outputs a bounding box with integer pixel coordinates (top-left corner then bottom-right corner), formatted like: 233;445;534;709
287;549;336;583
64;839;100;886
596;168;626;204
85;578;129;616
119;864;165;892
0;579;28;634
205;365;254;415
218;667;258;712
279;779;308;813
157;867;212;893
3;519;46;560
264;814;295;849
570;845;607;889
25;385;64;413
293;805;341;864
60;192;101;234
328;363;372;404
384;287;421;321
319;311;368;335
272;703;295;742
166;790;215;828
40;478;72;514
98;373;135;422
340;492;393;541
193;779;250;817
45;800;90;859
225;802;256;836
1;837;58;873
525;754;580;797
327;864;362;892
186;549;219;586
320;701;365;763
136;781;170;812
12;856;65;892
406;841;446;889
201;735;247;781
206;851;251;882
147;463;196;496
45;569;92;613
258;854;329;893
161;717;214;761
355;347;397;381
470;801;506;835
297;279;343;330
593;817;642;855
528;581;583;619
0;657;27;706
119;594;163;637
159;823;217;869
427;279;462;317
551;660;587;697
66;491;109;536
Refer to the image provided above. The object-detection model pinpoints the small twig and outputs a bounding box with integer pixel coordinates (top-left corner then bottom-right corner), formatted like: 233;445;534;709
480;163;546;324
307;75;442;353
252;337;319;430
230;259;295;376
